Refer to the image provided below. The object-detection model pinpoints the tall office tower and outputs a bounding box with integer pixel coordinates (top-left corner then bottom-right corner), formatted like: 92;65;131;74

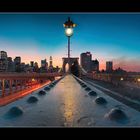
91;59;99;72
0;51;8;72
80;52;92;72
14;56;21;72
106;61;113;72
7;57;14;72
0;51;7;59
49;56;53;67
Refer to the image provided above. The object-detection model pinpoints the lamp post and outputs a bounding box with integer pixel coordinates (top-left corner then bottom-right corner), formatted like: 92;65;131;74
63;17;76;73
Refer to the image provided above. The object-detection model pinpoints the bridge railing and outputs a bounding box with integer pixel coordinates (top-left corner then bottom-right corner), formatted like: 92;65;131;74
0;72;63;79
0;72;63;97
85;73;140;87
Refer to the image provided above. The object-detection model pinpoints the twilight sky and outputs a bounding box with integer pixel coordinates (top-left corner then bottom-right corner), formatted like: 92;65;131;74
0;13;140;72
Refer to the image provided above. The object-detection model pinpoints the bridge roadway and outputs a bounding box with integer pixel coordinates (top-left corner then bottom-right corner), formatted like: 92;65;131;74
0;74;140;127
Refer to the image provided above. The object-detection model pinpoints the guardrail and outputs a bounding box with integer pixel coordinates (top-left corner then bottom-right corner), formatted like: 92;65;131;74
0;72;63;79
85;73;140;87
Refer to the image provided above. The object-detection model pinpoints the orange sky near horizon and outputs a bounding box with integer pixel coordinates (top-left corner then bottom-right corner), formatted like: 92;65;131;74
2;44;140;72
7;52;140;72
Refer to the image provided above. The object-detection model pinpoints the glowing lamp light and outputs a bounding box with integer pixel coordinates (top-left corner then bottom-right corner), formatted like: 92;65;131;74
73;24;76;27
63;17;76;37
32;78;35;82
120;77;124;81
65;28;73;37
137;78;140;82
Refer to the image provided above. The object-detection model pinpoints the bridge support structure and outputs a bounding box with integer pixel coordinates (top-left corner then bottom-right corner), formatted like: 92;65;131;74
62;57;79;73
0;73;62;97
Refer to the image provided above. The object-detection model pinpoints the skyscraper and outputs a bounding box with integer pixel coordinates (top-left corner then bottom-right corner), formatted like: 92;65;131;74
80;52;92;72
41;59;47;68
14;57;21;64
7;57;14;72
49;56;53;67
41;59;48;73
106;61;113;72
0;51;8;72
34;62;39;72
14;56;21;72
0;51;7;59
21;62;25;72
49;56;53;72
91;59;99;72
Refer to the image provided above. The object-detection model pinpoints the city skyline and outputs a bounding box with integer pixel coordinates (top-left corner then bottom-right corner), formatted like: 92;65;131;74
0;51;55;67
0;13;140;72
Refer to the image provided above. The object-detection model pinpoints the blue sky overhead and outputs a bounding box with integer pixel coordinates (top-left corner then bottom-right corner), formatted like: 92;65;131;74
0;13;140;71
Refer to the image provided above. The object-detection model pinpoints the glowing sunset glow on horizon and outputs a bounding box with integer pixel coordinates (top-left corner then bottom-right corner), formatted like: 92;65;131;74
5;49;140;72
0;13;140;72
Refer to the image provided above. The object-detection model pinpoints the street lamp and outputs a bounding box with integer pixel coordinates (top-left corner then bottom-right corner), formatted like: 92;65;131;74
63;17;76;73
65;28;73;37
120;77;124;81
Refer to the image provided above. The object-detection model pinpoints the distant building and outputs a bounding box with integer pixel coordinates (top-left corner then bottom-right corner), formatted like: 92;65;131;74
80;52;92;72
41;59;47;68
24;64;31;73
7;57;15;72
40;59;48;73
14;57;21;65
0;51;8;72
91;59;99;72
34;62;39;72
114;67;127;74
0;51;7;59
34;62;38;68
30;61;34;67
30;61;35;72
21;63;26;72
0;59;8;72
106;61;113;72
49;56;53;67
14;56;21;72
49;56;53;72
53;66;60;72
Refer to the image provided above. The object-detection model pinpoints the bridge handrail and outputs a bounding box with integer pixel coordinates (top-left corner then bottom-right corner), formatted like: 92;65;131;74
0;72;63;79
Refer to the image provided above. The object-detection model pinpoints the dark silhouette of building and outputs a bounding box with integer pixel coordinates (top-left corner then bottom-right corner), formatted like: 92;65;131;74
53;66;60;72
49;56;53;72
80;52;92;72
91;59;99;72
21;62;25;72
30;61;34;67
40;59;48;73
0;51;7;59
7;57;14;72
14;56;21;72
0;51;8;72
80;52;99;73
34;62;39;73
114;67;127;74
106;61;113;73
49;56;53;67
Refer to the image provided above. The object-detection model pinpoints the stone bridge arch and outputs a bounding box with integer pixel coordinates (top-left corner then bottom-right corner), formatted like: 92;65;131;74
62;57;79;73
